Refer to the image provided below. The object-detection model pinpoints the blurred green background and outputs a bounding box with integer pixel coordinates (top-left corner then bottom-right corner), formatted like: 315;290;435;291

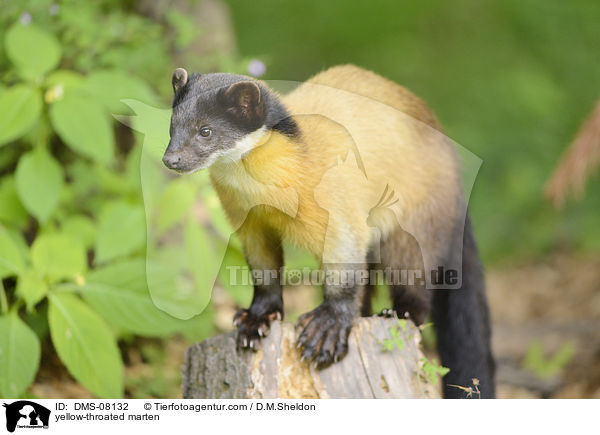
0;0;598;399
225;0;600;259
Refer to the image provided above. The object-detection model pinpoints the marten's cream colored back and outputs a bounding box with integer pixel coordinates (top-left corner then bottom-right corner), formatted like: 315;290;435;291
281;65;463;262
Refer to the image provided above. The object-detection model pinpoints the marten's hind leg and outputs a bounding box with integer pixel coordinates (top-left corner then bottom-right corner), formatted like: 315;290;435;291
360;261;377;316
380;227;431;325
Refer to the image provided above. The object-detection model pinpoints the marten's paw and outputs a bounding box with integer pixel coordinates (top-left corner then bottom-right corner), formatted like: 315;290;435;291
234;308;282;351
296;300;355;368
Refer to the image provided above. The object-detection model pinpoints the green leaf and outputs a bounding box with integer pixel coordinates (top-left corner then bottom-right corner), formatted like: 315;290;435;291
49;94;114;163
0;313;41;398
95;202;146;264
420;357;450;386
31;233;87;282
61;215;96;249
157;180;196;233
15;148;64;223
0;85;42;146
48;293;123;398
82;259;192;336
383;339;394;351
439;365;450;377
395;338;405;350
0;224;25;277
5;23;61;80
17;269;48;312
82;70;159;115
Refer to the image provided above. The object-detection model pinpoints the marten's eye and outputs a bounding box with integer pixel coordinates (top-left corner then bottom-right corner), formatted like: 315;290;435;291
199;126;212;138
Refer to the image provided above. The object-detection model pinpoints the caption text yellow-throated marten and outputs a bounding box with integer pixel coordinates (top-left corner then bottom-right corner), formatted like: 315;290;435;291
162;65;495;398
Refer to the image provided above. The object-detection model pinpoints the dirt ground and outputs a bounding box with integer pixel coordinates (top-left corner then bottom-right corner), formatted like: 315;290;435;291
30;253;600;399
487;253;600;398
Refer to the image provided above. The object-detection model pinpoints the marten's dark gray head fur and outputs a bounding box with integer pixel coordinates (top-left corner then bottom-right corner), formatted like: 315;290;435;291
162;68;299;173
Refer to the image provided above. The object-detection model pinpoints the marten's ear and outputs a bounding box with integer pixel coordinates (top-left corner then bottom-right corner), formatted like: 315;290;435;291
172;68;188;93
220;81;265;128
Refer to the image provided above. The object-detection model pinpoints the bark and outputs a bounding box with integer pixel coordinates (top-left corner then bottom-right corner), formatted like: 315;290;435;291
182;317;441;398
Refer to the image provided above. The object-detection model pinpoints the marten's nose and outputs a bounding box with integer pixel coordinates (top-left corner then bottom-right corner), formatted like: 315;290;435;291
162;153;181;169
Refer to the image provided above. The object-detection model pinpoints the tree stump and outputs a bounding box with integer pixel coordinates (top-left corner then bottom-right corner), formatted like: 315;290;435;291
182;317;440;398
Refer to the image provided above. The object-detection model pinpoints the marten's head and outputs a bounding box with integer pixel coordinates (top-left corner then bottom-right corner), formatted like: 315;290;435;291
162;68;298;173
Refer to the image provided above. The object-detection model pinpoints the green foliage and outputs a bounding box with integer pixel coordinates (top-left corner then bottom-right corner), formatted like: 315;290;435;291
5;23;61;80
419;357;450;387
15;147;63;223
0;313;41;398
81;70;159;115
0;225;25;277
0;1;246;399
378;319;449;388
16;270;48;312
227;0;600;261
381;319;408;351
0;178;29;226
49;94;114;163
61;215;96;249
522;341;575;379
166;10;200;50
0;85;42;146
31;233;87;282
125;340;183;399
48;293;123;398
95;201;146;264
82;259;196;337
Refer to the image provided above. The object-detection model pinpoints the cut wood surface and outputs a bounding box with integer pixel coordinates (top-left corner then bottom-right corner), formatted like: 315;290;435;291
182;317;440;398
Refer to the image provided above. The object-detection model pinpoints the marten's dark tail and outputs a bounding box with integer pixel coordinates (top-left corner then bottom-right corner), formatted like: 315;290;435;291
432;216;495;398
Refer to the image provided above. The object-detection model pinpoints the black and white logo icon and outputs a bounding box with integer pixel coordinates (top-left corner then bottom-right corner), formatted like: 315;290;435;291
2;401;50;432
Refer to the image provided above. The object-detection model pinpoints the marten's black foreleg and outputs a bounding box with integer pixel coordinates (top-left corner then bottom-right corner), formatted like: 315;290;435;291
234;220;284;351
296;262;363;368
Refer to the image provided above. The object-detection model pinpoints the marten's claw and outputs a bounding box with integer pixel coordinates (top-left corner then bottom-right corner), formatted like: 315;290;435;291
233;309;247;327
377;308;398;318
296;301;354;368
234;308;282;352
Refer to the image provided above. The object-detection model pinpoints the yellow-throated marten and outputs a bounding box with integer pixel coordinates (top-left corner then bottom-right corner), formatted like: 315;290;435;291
163;65;495;398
